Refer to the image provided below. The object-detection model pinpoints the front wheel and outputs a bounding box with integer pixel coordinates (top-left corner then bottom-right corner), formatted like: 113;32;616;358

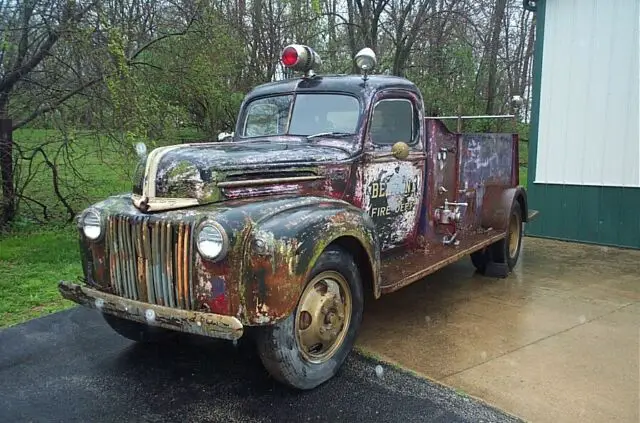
256;245;363;390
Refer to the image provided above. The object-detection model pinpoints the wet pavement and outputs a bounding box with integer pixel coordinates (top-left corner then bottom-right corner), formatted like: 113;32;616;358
356;236;640;423
0;307;521;423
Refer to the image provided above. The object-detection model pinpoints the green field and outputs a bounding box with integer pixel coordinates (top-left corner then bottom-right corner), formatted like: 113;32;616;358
0;128;529;328
0;227;79;327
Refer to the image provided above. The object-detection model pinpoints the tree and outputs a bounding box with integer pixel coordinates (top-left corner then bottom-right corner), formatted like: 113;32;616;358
0;0;198;225
0;0;100;225
0;0;537;227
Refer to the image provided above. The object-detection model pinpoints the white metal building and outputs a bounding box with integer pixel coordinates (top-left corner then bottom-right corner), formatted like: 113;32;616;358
526;0;640;249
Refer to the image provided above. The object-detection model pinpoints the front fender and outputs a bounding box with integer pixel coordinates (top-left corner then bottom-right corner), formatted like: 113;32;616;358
240;197;380;325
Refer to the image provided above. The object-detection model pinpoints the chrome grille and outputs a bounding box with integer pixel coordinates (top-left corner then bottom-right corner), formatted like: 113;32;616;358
107;215;194;310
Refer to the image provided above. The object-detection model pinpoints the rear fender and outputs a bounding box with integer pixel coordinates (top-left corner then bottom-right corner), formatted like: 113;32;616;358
241;200;380;325
480;185;529;230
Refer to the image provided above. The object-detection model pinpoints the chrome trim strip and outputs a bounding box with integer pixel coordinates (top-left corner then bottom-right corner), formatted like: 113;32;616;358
217;175;324;188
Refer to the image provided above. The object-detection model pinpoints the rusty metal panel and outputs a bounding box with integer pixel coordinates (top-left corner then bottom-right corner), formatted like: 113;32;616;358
427;121;459;220
158;222;169;306
380;230;506;292
59;281;244;341
361;160;423;250
142;220;154;304
187;224;195;308
135;218;147;301
458;133;515;227
164;222;175;307
123;216;137;300
80;193;382;325
114;218;125;295
156;222;166;305
183;223;191;310
104;215;196;311
419;119;462;242
459;133;514;187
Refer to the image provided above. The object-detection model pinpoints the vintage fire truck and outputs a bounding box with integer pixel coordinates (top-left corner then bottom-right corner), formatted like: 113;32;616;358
59;45;537;390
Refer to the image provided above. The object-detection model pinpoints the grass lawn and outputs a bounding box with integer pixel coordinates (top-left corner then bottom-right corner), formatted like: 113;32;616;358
0;128;530;328
0;227;79;328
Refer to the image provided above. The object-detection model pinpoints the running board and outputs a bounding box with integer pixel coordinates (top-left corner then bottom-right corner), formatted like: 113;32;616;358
380;230;506;295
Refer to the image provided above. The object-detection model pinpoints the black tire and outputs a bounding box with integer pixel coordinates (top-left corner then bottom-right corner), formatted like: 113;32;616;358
102;313;174;343
471;201;524;273
470;248;490;273
493;201;523;270
255;245;364;390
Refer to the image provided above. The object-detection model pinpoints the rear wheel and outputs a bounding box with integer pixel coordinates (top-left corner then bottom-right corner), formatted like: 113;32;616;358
498;202;524;270
256;245;363;390
470;248;490;273
102;313;174;343
471;201;524;273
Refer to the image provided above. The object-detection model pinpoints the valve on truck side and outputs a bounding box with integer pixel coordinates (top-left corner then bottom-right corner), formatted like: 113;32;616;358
434;199;468;246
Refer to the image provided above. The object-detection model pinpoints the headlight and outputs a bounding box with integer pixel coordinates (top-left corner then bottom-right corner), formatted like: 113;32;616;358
81;209;103;241
196;221;228;261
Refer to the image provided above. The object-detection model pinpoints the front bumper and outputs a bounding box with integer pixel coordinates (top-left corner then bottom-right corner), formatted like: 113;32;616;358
58;281;244;340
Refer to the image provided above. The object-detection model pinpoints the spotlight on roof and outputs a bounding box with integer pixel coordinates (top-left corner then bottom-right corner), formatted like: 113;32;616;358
354;48;377;79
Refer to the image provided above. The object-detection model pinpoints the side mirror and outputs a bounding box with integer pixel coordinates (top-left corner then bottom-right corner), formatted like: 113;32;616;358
134;142;147;159
391;141;410;160
218;131;234;142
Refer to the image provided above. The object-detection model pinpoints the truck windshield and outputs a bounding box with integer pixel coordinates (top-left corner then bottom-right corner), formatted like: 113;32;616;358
240;93;360;138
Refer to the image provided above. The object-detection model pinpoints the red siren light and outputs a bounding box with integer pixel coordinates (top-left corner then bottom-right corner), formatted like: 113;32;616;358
281;46;299;67
280;44;322;76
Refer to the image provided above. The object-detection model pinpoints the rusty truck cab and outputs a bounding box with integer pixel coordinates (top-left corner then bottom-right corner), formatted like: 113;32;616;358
233;73;429;253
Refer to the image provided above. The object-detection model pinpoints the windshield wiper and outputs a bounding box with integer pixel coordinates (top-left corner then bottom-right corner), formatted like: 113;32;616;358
306;131;355;140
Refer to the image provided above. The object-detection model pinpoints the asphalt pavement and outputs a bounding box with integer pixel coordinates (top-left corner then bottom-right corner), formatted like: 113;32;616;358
0;307;522;423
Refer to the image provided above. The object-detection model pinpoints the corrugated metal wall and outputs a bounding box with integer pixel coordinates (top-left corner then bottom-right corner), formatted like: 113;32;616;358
527;0;640;249
536;0;639;187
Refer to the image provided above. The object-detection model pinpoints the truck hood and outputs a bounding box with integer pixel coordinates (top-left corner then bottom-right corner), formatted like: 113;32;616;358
132;139;356;211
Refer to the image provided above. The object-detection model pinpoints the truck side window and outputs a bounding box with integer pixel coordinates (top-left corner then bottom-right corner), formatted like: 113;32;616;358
370;99;414;145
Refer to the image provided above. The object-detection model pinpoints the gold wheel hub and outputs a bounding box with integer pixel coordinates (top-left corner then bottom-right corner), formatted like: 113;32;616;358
295;271;352;364
508;212;522;258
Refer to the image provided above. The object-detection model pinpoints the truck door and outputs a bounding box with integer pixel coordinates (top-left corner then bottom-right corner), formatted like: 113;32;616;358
362;91;425;251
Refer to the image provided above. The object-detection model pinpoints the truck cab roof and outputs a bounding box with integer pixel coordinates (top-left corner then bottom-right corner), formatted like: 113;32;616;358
244;74;422;101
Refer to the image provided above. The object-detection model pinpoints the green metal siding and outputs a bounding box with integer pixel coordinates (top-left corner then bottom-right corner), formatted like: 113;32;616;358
527;184;640;249
526;0;640;249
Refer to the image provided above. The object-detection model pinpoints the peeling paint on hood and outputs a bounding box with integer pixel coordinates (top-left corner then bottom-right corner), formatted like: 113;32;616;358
132;138;358;211
159;139;355;170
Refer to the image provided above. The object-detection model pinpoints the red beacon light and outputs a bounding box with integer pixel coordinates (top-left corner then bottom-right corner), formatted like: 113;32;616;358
280;44;322;77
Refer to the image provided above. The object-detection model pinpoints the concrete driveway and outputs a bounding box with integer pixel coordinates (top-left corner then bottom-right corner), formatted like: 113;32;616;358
356;237;639;423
